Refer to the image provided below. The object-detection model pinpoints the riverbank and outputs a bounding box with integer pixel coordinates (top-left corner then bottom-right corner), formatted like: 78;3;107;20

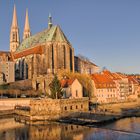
59;100;140;126
0;99;140;126
59;110;140;127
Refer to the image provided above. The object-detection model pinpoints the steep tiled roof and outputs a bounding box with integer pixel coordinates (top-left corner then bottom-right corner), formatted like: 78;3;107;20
75;56;98;67
102;70;124;80
16;25;70;53
127;76;139;84
14;45;43;59
91;73;116;89
61;78;75;88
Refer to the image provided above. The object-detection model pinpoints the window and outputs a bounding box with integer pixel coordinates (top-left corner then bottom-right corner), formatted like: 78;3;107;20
76;105;78;109
70;106;72;110
81;105;83;108
76;90;78;97
65;126;68;131
13;33;17;41
71;126;73;130
64;106;67;111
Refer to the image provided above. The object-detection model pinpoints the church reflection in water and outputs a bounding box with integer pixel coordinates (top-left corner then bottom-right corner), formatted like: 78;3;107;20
0;117;140;140
0;117;93;140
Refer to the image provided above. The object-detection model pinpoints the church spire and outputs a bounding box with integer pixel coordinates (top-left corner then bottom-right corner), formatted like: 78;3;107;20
10;5;20;52
23;9;31;40
12;5;18;27
48;13;53;29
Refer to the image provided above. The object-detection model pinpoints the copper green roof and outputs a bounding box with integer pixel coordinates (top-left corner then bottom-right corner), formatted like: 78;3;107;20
16;25;70;52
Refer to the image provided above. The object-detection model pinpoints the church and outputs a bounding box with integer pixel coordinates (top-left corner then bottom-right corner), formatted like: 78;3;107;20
10;6;75;80
0;5;99;85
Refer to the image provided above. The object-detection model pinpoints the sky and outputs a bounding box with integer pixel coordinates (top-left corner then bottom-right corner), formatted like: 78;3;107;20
0;0;140;74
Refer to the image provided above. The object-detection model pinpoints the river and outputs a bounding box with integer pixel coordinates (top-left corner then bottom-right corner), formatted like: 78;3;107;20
0;117;140;140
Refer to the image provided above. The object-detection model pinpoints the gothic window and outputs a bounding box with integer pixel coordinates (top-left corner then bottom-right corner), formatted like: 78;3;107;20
21;59;25;79
26;63;28;79
57;45;61;69
13;33;15;40
63;45;66;69
52;45;54;69
70;48;73;71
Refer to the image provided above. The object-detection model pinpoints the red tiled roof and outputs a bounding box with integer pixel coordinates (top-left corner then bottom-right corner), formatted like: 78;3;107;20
127;76;139;84
102;70;121;80
91;73;116;89
13;45;44;59
61;78;75;88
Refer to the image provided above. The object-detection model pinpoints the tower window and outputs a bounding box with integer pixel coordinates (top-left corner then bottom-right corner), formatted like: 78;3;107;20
13;33;17;41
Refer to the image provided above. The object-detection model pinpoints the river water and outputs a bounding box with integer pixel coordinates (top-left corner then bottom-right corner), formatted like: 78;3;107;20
0;117;140;140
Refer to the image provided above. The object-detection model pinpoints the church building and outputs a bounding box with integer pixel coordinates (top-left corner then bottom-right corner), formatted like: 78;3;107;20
10;6;75;80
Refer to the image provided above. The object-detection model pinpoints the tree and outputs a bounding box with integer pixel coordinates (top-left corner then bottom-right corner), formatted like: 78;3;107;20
49;74;63;99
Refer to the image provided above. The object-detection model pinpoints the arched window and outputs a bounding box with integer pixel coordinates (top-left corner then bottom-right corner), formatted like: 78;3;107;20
13;33;17;41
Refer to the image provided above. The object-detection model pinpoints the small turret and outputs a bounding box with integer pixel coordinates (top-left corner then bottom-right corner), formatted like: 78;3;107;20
48;13;53;29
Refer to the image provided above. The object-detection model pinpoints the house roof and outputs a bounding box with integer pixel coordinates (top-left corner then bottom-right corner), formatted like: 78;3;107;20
102;70;126;80
127;76;139;84
61;78;76;88
91;73;116;89
75;56;98;67
15;25;70;53
13;45;43;59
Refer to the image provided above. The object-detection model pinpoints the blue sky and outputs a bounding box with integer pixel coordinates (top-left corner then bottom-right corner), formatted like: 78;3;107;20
0;0;140;74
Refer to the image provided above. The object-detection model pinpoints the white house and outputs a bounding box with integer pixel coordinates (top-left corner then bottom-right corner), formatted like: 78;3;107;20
61;78;83;99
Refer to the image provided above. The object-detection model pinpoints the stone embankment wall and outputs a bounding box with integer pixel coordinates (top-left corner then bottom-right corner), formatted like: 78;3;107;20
97;98;140;114
28;97;89;121
0;99;30;110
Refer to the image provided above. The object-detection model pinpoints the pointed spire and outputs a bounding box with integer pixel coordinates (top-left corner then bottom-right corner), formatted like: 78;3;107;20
12;4;18;27
23;9;31;40
10;4;20;52
24;9;30;31
48;13;53;29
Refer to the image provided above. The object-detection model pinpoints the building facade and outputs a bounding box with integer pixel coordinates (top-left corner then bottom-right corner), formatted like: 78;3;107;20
74;56;99;74
92;70;139;104
91;73;118;103
10;6;74;80
0;51;15;84
61;78;83;99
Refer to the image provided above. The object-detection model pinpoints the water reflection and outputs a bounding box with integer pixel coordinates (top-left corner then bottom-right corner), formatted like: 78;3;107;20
0;117;140;140
103;117;140;134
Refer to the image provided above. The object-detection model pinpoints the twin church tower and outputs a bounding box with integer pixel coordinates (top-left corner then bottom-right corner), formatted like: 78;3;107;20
10;5;31;52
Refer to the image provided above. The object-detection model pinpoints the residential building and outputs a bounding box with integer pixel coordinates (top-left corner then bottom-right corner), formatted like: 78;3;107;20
91;73;117;103
103;70;129;100
74;56;99;74
127;76;139;100
61;78;83;99
0;51;15;84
